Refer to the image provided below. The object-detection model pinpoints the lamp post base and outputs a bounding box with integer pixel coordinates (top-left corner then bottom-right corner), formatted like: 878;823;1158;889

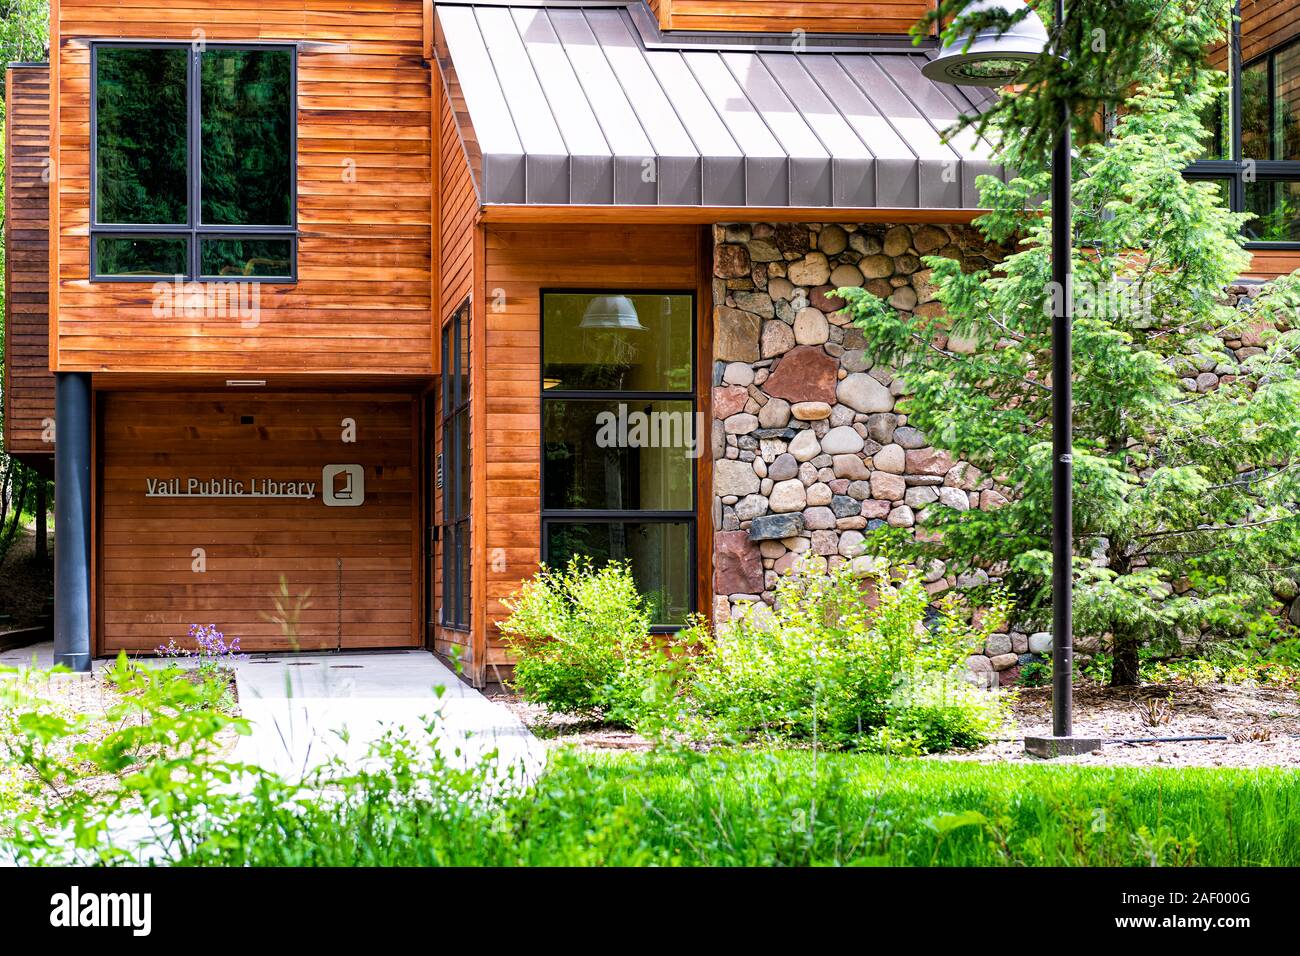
1024;736;1103;759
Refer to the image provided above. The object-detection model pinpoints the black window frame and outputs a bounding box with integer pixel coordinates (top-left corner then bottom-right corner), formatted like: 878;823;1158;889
440;300;472;632
1187;5;1300;249
539;288;698;634
89;40;298;282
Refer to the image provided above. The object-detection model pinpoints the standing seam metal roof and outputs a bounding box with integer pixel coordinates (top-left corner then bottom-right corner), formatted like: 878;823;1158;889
437;1;1007;208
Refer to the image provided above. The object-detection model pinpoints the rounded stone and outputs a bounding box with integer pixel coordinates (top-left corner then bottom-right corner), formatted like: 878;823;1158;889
791;401;832;421
759;398;792;429
873;443;906;474
734;493;769;521
820;425;865;456
889;286;918;311
761;319;796;358
1029;632;1053;654
789;429;821;462
793;307;830;346
838;530;865;557
829;262;863;288
837;373;895;414
817;225;848;255
937;486;970;511
787;253;831;287
803;506;837;530
769;479;808;513
893;425;926;449
724;413;759;435
768;452;799;481
966;655;994;674
723;362;756;387
859;254;893;279
904;485;939;508
714;459;761;497
985;633;1013;657
883;225;912;257
870;472;906;501
990;653;1020;672
886;505;915;528
807;482;833;507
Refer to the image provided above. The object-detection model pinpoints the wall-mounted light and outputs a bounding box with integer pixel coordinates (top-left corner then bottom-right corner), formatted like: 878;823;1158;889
225;379;267;388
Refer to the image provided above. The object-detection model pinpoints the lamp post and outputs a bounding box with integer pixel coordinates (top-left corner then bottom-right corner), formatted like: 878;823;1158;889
921;0;1100;757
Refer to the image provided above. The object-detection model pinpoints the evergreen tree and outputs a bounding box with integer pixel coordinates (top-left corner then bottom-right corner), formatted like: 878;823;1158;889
844;59;1300;684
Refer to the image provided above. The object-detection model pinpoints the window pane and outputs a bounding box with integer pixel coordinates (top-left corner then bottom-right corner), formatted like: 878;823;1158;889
96;47;188;225
1276;42;1300;161
201;49;292;226
546;521;692;627
95;235;188;276
1199;42;1231;161
456;409;471;521
200;237;292;277
543;293;692;392
1242;60;1272;160
458;522;471;629
544;399;694;511
1244;180;1300;241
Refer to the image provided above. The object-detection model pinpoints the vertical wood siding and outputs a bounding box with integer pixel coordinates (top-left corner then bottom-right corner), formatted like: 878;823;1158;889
52;0;433;375
4;66;55;456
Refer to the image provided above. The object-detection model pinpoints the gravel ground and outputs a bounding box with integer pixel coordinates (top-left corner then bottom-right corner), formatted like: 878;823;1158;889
933;681;1300;767
492;681;1300;767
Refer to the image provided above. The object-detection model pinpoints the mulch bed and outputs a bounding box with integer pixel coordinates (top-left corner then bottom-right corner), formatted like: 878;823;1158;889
934;681;1300;767
492;680;1300;767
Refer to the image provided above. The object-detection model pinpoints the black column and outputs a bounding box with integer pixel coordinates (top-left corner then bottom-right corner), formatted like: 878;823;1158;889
54;372;92;672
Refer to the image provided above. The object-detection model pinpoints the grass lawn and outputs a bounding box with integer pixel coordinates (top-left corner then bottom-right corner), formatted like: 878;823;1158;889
195;746;1300;867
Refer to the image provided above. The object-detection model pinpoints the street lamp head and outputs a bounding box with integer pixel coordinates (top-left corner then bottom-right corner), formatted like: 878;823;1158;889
921;0;1050;88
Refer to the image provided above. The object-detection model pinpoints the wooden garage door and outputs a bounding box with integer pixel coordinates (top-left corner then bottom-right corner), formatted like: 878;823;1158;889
99;391;420;653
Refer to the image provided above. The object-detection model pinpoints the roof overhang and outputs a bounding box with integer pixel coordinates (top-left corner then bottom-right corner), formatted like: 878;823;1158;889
434;0;1006;212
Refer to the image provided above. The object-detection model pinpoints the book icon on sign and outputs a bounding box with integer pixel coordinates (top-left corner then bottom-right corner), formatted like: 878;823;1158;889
322;464;365;507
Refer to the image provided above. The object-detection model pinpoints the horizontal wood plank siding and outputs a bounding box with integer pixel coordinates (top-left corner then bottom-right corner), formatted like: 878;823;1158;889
54;0;433;375
1241;0;1300;64
4;67;55;456
652;0;934;34
480;224;702;668
97;391;419;653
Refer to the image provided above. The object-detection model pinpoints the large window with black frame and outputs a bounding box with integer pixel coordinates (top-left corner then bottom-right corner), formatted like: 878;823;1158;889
91;42;296;280
1192;11;1300;243
440;303;472;631
541;291;697;630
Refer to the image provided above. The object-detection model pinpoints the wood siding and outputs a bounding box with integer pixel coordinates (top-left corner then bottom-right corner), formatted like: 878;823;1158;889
430;69;477;663
1241;0;1300;64
52;0;433;376
97;391;420;653
478;224;704;671
650;0;935;34
4;66;55;457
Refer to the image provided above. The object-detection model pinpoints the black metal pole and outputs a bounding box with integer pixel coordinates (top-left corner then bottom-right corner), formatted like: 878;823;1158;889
1050;0;1073;738
54;372;92;672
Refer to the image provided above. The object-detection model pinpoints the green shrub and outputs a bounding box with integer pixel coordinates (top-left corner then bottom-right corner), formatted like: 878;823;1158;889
498;557;681;728
686;556;1011;753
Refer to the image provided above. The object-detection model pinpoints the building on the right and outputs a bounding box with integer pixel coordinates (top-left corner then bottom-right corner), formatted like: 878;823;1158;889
1195;0;1300;276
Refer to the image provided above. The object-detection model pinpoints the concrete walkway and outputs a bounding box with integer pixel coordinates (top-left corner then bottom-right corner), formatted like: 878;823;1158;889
2;642;545;783
231;649;545;783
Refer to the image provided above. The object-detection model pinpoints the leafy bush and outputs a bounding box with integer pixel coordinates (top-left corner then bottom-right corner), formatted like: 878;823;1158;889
499;557;682;729
0;654;249;863
685;556;1011;753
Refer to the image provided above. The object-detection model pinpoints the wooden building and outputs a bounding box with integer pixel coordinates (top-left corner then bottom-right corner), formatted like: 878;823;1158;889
5;0;1299;685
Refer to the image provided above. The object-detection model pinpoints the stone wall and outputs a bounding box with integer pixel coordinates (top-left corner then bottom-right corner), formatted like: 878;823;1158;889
709;223;1291;688
709;221;999;620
